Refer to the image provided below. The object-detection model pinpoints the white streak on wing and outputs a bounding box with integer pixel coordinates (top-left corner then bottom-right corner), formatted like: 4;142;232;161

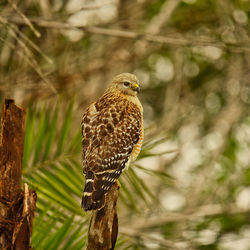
83;192;92;196
85;178;94;183
95;169;117;175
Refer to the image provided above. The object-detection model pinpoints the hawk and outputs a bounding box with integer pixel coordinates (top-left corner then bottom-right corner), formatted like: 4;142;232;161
81;73;144;211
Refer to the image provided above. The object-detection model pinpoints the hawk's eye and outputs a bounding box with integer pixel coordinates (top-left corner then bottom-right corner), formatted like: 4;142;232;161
123;82;130;87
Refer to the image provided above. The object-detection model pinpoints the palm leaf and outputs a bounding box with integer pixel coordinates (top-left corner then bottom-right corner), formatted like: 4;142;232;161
42;105;59;160
55;98;74;157
42;216;74;249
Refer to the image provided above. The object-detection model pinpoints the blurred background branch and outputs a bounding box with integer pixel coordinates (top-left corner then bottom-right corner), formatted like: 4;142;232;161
2;16;250;52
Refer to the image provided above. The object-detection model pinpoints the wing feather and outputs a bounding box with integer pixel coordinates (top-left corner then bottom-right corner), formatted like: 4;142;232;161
81;94;142;211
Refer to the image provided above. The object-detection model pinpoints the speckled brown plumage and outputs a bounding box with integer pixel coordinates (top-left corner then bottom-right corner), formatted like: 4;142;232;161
81;73;143;211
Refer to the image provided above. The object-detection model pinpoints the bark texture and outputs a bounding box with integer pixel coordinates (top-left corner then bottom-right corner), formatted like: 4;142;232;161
86;183;119;250
0;99;36;250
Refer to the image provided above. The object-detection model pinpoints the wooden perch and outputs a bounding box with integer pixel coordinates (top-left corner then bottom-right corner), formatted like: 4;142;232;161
86;183;119;250
0;99;36;250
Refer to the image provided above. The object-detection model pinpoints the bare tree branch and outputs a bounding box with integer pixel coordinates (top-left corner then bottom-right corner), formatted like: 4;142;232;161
120;227;189;250
146;0;181;35
4;16;250;53
8;0;41;38
121;203;249;231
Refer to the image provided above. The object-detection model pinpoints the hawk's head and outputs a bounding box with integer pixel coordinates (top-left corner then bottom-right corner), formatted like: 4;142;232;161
110;73;140;96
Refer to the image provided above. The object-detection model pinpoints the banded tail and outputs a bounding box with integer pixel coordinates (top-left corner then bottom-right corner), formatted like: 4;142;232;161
81;170;105;211
81;167;123;211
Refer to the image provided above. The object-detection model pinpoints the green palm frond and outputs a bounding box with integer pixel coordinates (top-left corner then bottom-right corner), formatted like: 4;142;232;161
135;164;173;183
55;99;74;157
32;215;87;250
23;100;88;248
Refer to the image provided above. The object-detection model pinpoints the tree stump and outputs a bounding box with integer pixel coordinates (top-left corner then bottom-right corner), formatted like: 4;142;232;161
0;99;36;250
86;182;119;250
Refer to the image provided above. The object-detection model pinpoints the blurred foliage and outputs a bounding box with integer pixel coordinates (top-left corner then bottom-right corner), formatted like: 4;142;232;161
1;0;250;249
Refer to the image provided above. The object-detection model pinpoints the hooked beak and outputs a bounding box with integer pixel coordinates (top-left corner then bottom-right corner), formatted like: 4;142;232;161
132;83;140;94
